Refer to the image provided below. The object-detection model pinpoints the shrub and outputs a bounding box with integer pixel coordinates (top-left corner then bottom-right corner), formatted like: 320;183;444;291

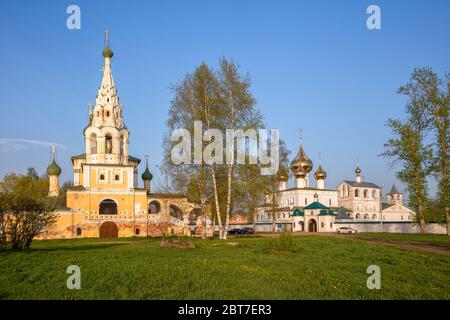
0;192;57;251
266;232;298;253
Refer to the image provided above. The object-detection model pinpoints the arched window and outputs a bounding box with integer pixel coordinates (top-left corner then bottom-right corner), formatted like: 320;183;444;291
363;189;368;198
305;198;307;205
356;213;360;219
364;214;369;219
135;228;140;235
76;227;82;236
169;205;183;220
329;199;332;206
355;189;359;197
372;214;377;220
105;135;113;153
372;190;376;198
148;201;161;214
90;134;97;154
99;199;118;215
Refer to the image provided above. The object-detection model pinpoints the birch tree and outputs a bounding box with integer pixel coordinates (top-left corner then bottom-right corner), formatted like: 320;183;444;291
382;70;434;234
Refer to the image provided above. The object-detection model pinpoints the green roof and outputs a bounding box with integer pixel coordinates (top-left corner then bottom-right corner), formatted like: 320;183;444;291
319;209;337;216
292;208;304;216
303;202;329;210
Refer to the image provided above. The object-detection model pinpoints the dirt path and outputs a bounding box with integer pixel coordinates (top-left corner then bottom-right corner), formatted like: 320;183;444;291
350;238;450;256
255;232;450;256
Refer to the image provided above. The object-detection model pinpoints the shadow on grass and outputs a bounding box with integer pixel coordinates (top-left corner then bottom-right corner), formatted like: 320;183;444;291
0;242;130;254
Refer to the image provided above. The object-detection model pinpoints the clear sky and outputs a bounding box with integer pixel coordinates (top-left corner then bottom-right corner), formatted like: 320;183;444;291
0;0;448;197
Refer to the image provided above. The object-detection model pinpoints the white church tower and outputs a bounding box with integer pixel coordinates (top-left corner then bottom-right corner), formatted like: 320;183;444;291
387;183;403;206
84;30;129;166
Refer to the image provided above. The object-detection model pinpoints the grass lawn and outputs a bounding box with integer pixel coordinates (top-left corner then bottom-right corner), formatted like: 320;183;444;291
353;233;450;247
0;235;449;300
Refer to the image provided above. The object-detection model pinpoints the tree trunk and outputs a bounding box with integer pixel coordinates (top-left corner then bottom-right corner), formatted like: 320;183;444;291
252;212;256;237
419;205;426;234
210;165;223;239
446;209;450;236
223;164;233;240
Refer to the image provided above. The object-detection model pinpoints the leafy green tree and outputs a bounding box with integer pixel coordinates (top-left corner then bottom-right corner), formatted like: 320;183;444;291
162;59;267;239
382;71;434;234
404;68;449;235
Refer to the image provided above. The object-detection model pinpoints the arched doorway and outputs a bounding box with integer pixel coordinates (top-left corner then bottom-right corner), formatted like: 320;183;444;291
99;199;118;215
100;221;118;238
308;219;317;232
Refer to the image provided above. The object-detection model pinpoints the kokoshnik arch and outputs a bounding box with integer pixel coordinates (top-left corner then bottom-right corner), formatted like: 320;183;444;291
42;31;210;239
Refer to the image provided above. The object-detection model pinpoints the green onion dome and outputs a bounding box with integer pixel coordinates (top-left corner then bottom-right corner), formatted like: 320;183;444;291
102;46;113;58
47;160;61;176
141;167;153;181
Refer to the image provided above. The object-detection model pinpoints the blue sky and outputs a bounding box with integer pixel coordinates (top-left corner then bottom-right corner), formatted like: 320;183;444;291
0;0;448;196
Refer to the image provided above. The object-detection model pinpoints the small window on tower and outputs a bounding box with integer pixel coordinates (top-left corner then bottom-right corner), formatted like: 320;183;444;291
100;174;105;180
76;227;82;236
115;175;119;181
107;98;110;102
135;228;140;235
106;111;110;117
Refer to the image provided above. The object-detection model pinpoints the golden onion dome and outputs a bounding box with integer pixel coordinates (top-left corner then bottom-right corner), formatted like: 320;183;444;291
314;164;327;180
290;161;307;178
278;166;289;182
291;145;313;175
355;165;361;175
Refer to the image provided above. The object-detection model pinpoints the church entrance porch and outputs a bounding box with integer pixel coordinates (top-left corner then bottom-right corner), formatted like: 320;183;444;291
100;221;119;238
308;219;317;232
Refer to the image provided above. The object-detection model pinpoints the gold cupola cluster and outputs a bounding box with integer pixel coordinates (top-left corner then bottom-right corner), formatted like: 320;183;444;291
290;145;313;177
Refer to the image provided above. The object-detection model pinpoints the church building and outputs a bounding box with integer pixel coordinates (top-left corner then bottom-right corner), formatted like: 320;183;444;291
43;32;207;239
255;140;416;232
